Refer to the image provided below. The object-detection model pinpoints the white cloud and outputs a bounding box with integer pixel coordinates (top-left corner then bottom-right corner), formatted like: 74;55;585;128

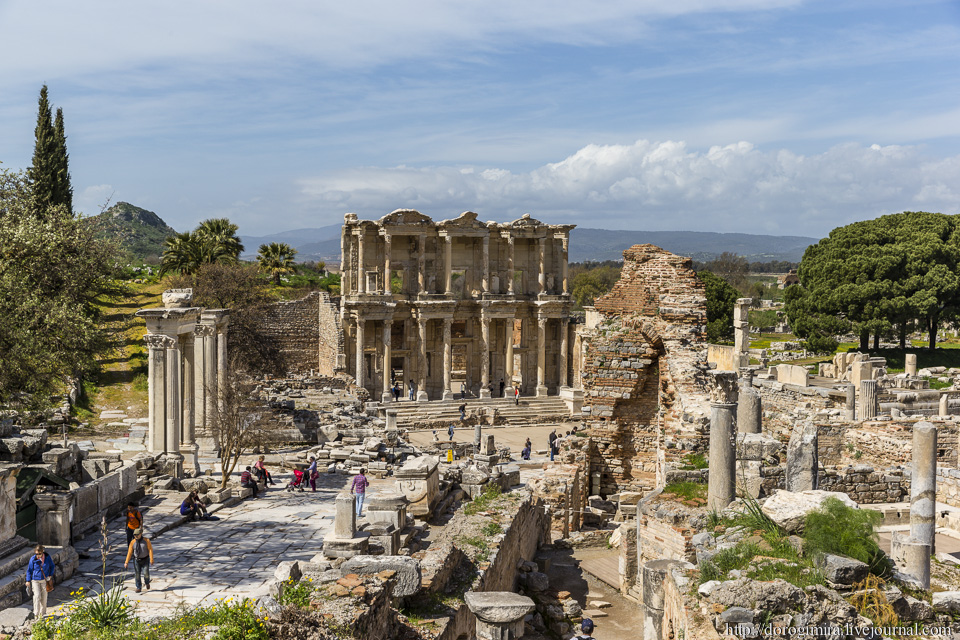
295;140;960;236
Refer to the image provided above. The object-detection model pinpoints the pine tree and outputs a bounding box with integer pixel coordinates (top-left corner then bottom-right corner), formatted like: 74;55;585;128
53;107;73;214
28;85;58;214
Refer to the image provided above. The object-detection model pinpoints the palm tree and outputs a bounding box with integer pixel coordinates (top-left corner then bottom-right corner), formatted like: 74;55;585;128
257;242;298;286
159;232;204;276
195;218;244;262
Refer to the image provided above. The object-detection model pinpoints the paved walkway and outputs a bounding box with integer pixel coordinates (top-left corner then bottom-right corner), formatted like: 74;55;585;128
49;473;352;618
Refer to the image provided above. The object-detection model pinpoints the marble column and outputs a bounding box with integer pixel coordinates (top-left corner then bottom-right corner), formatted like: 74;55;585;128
707;371;739;511
342;229;351;296
559;318;569;388
382;320;393;403
204;328;217;432
357;230;366;294
355;318;365;390
734;298;751;360
418;233;426;294
165;342;181;454
181;333;196;447
537;237;546;294
905;353;918;376
561;236;569;295
941;393;950;417
443;318;453;401
507;236;515;294
383;234;391;294
860;379;878;420
844;384;856;421
145;334;171;454
480;316;491;398
444;235;453;295
738;369;761;434
193;327;208;435
911;422;937;555
217;324;228;413
536;316;548;397
417;317;429;401
482;236;489;294
505;318;515;395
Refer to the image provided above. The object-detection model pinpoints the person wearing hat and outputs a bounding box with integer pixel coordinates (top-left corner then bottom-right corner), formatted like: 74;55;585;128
574;618;596;640
124;528;154;593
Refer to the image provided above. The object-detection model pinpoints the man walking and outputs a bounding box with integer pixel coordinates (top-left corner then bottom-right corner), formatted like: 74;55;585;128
125;503;143;546
25;545;55;618
499;378;505;398
448;423;455;441
352;468;370;517
124;528;154;593
548;430;557;461
409;379;416;401
459;403;467;421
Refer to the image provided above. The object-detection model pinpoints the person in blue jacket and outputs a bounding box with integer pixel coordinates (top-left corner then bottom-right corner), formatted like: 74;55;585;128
25;544;55;618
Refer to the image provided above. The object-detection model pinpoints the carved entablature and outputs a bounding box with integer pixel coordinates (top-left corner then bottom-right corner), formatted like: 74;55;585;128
507;213;544;228
377;209;435;227
144;334;177;351
438;211;488;231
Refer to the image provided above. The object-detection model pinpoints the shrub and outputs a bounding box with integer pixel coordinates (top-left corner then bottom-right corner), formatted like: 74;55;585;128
680;453;708;470
278;577;316;608
803;497;890;576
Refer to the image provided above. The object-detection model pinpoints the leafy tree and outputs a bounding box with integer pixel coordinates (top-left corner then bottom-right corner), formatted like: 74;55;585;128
195;218;244;261
0;169;122;401
256;242;298;286
698;270;739;343
160;218;244;276
705;252;749;293
571;264;621;308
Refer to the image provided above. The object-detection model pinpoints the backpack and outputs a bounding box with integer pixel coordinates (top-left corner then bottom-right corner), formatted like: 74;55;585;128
134;538;149;559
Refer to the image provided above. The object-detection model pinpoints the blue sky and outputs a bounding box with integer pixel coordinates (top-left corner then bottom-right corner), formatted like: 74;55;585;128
1;0;959;237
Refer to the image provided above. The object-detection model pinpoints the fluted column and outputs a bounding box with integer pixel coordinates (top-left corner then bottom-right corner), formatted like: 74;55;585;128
537;237;545;294
165;341;181;454
479;315;491;398
417;316;429;401
204;328;217;433
145;334;172;454
355;318;365;389
536;316;547;397
507;236;515;294
381;319;392;403
707;371;739;511
341;230;351;295
383;233;391;294
444;235;453;294
443;318;453;401
217;324;228;413
860;379;878;420
357;230;366;294
418;233;426;294
181;333;195;446
561;236;569;295
193;326;208;434
559;319;569;388
505;318;515;395
482;236;489;293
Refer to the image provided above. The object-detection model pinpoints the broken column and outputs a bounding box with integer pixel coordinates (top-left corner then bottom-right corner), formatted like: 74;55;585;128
786;421;818;492
464;591;535;640
322;492;370;558
734;298;751;366
859;379;878;420
844;384;856;421
737;373;762;435
940;392;950;418
911;422;937;555
905;353;918;377
642;560;688;640
707;371;738;512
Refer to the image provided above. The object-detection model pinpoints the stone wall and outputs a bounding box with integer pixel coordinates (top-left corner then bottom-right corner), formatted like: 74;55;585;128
752;379;845;440
249;291;342;375
937;466;960;508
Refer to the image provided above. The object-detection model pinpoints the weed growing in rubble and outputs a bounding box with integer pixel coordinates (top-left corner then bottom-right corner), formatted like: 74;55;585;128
680;453;708;470
278;577;316;608
481;521;503;536
463;483;502;515
662;481;706;505
849;574;899;627
804;497;890;577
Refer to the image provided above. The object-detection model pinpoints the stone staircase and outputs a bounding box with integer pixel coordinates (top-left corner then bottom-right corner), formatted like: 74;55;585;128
388;395;573;428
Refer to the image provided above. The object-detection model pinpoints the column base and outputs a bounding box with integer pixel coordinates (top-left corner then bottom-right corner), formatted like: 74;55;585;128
442;390;454;402
381;391;394;404
479;388;491;399
416;391;429;402
181;443;201;475
536;385;548;397
504;386;515;398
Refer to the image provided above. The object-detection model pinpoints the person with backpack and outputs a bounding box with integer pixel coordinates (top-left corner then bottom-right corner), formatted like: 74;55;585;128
125;503;143;546
458;403;467;421
124;528;154;593
351;468;370;517
25;545;55;618
573;618;596;640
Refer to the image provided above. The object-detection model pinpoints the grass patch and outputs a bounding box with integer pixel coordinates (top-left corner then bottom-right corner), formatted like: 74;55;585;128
680;453;708;470
278;577;316;608
662;482;707;506
463;483;502;515
481;521;503;537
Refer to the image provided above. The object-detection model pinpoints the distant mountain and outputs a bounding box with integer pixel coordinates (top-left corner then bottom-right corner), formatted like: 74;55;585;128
569;228;817;263
85;202;177;260
239;223;817;264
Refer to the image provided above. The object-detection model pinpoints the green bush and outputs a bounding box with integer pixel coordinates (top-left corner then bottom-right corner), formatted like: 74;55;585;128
680;453;708;469
278;577;316;608
803;497;890;576
132;373;148;392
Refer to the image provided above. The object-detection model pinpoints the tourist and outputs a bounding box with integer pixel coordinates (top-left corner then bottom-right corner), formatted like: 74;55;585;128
514;387;520;405
525;437;532;451
307;456;318;492
254;455;276;486
488;382;494;397
392;382;400;401
548;430;557;461
180;492;209;521
459;403;466;421
499;378;505;397
460;381;466;397
124;528;154;593
573;618;596;640
448;423;455;441
352;468;370;517
125;502;143;546
241;466;259;497
432;430;439;442
408;379;416;400
521;444;531;460
25;545;55;618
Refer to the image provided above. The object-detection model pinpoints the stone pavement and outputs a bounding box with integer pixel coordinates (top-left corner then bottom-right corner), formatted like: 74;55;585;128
47;472;351;619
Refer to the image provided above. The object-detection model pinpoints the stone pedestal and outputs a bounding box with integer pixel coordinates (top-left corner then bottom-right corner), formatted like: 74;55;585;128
34;491;74;548
911;422;937;555
366;492;409;530
786;422;818;492
642;560;688;640
940;393;950;417
859;379;878;420
323;492;370;558
905;353;918;376
335;492;356;538
385;409;398;431
464;591;535;640
0;466;20;543
395;456;440;518
707;372;738;512
734;298;751;356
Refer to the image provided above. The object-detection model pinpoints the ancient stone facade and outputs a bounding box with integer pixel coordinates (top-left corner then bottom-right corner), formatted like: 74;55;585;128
249;291;343;375
341;210;574;402
575;244;709;495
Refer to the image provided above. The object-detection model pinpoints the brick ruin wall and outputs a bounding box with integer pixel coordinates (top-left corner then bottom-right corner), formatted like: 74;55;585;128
580;244;710;496
249;291;342;375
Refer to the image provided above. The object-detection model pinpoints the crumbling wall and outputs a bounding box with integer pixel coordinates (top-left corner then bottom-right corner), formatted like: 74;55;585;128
579;244;709;496
250;291;342;375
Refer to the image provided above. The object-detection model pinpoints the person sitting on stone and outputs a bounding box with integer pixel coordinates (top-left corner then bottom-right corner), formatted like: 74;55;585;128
254;455;276;486
432;430;439;442
180;491;209;521
240;466;259;497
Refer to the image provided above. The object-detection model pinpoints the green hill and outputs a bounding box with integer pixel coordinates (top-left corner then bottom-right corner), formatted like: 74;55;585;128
85;202;177;261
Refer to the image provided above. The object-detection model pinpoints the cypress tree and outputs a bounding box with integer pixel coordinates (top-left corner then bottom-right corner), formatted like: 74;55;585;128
28;85;58;214
53;107;73;214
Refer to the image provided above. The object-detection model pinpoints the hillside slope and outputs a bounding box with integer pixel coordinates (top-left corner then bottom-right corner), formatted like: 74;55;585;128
85;202;177;260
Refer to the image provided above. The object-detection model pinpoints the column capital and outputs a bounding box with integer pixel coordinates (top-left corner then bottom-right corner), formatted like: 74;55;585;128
145;333;176;350
709;371;739;405
33;490;74;512
195;324;216;338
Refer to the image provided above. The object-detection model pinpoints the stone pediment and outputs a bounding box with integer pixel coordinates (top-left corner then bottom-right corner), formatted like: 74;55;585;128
507;213;544;227
378;209;435;226
438;211;488;230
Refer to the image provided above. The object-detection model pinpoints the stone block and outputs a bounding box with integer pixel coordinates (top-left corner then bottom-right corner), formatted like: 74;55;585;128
761;490;858;534
341;555;421;597
815;554;869;586
322;533;370;558
73;483;99;522
42;448;76;476
81;459;107;483
118;463;138;498
96;472;122;511
275;560;302;583
932;591;960;614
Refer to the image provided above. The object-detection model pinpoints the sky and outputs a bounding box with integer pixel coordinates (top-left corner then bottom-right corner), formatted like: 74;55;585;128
1;0;959;238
